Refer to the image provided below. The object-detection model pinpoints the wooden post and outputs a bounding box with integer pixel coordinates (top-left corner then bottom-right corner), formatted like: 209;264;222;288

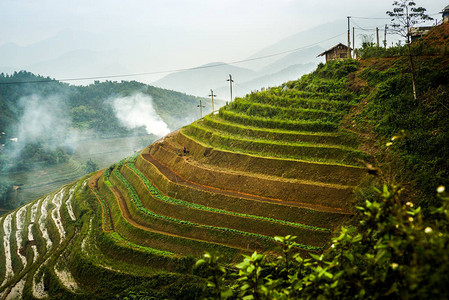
197;100;205;118
347;16;351;58
209;89;216;113
352;27;355;56
227;74;234;102
376;27;380;47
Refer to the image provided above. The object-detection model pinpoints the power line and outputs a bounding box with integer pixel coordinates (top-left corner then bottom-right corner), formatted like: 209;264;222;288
352;16;391;20
352;11;440;20
0;32;346;86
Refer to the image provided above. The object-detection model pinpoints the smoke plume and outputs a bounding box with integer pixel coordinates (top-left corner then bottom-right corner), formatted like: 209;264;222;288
110;93;170;136
17;94;70;145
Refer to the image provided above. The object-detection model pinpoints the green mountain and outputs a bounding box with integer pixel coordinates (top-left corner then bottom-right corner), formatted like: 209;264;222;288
0;73;212;210
0;23;448;299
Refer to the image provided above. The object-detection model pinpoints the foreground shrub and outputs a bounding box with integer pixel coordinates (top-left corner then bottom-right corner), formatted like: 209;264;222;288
196;183;449;299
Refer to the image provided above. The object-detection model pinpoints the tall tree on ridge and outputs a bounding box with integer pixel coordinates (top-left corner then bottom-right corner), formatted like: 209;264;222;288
386;0;433;100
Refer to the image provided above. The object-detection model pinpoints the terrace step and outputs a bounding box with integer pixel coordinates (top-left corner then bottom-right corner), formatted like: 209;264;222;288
110;169;320;253
120;163;331;246
184;122;367;165
228;100;344;122
219;109;339;132
202;114;359;147
171;130;366;185
134;152;352;231
243;90;355;110
146;141;355;210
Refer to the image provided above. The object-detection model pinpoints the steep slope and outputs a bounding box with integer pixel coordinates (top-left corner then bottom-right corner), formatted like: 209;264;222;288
0;59;371;299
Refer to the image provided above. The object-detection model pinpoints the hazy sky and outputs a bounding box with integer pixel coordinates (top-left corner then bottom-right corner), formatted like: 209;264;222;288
0;0;445;81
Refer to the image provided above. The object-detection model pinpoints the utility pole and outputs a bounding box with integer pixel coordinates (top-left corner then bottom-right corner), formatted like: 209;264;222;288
352;27;355;57
227;74;234;102
209;89;216;113
384;25;388;48
347;16;351;58
197;100;205;118
376;27;380;47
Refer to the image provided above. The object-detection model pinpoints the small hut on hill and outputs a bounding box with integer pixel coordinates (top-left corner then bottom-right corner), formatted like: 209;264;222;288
317;43;352;63
443;5;449;23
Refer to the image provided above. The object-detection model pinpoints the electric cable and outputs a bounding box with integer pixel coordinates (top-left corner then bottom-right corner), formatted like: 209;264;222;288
0;32;346;85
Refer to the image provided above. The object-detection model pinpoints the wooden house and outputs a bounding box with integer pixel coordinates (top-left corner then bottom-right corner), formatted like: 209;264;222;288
317;43;352;63
443;5;449;23
409;26;433;42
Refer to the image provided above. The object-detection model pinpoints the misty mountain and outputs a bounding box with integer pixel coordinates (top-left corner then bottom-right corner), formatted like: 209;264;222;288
0;29;106;67
152;43;326;97
152;62;257;97
0;71;210;137
212;63;317;98
23;49;130;82
0;29;129;82
244;19;347;71
257;45;324;75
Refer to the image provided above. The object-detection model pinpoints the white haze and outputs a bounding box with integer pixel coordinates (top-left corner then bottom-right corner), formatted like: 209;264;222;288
2;93;84;188
18;95;68;141
110;93;170;137
11;94;76;156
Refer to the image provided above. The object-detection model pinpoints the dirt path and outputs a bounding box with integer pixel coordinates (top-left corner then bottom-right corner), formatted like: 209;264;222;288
142;147;353;215
89;170;114;232
88;171;103;190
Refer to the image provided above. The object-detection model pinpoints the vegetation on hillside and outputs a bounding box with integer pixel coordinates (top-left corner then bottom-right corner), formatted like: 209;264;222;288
0;18;447;300
0;72;207;135
193;23;449;299
197;184;449;299
0;72;209;209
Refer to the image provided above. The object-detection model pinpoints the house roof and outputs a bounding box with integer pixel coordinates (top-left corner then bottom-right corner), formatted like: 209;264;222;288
317;43;352;57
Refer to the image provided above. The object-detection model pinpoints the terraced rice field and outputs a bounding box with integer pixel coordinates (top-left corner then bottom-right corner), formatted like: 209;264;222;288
0;84;368;298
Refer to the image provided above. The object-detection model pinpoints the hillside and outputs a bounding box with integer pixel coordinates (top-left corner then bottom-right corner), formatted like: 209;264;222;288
0;58;371;298
0;23;448;298
0;74;212;211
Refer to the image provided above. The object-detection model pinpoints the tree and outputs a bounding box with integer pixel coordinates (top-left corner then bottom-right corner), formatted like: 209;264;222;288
84;158;98;174
386;1;433;100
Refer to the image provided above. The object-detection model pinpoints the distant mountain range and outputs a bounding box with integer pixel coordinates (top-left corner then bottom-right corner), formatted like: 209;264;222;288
152;19;349;97
153;45;323;98
0;20;348;96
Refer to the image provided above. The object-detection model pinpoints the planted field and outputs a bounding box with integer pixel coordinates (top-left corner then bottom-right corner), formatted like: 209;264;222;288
0;70;369;298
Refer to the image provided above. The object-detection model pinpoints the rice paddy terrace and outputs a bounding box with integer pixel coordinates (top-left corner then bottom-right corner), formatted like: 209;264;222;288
0;82;369;298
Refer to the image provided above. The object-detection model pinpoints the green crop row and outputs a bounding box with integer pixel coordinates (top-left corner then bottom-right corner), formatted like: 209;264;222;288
107;231;174;257
202;115;358;147
90;184;113;232
112;169;323;251
104;163;116;179
265;88;345;101
125;152;141;163
242;88;354;103
219;109;338;132
229;100;344;122
126;163;330;232
184;124;366;165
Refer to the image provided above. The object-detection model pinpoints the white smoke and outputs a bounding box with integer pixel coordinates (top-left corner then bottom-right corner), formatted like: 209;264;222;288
110;93;170;136
17;94;70;145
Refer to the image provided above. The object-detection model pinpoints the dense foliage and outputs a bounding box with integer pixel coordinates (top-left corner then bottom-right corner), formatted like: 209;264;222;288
0;71;207;208
357;49;449;208
0;71;206;135
194;25;449;299
197;184;449;299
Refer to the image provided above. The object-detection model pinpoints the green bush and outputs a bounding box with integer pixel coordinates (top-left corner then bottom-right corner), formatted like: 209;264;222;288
196;184;449;299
